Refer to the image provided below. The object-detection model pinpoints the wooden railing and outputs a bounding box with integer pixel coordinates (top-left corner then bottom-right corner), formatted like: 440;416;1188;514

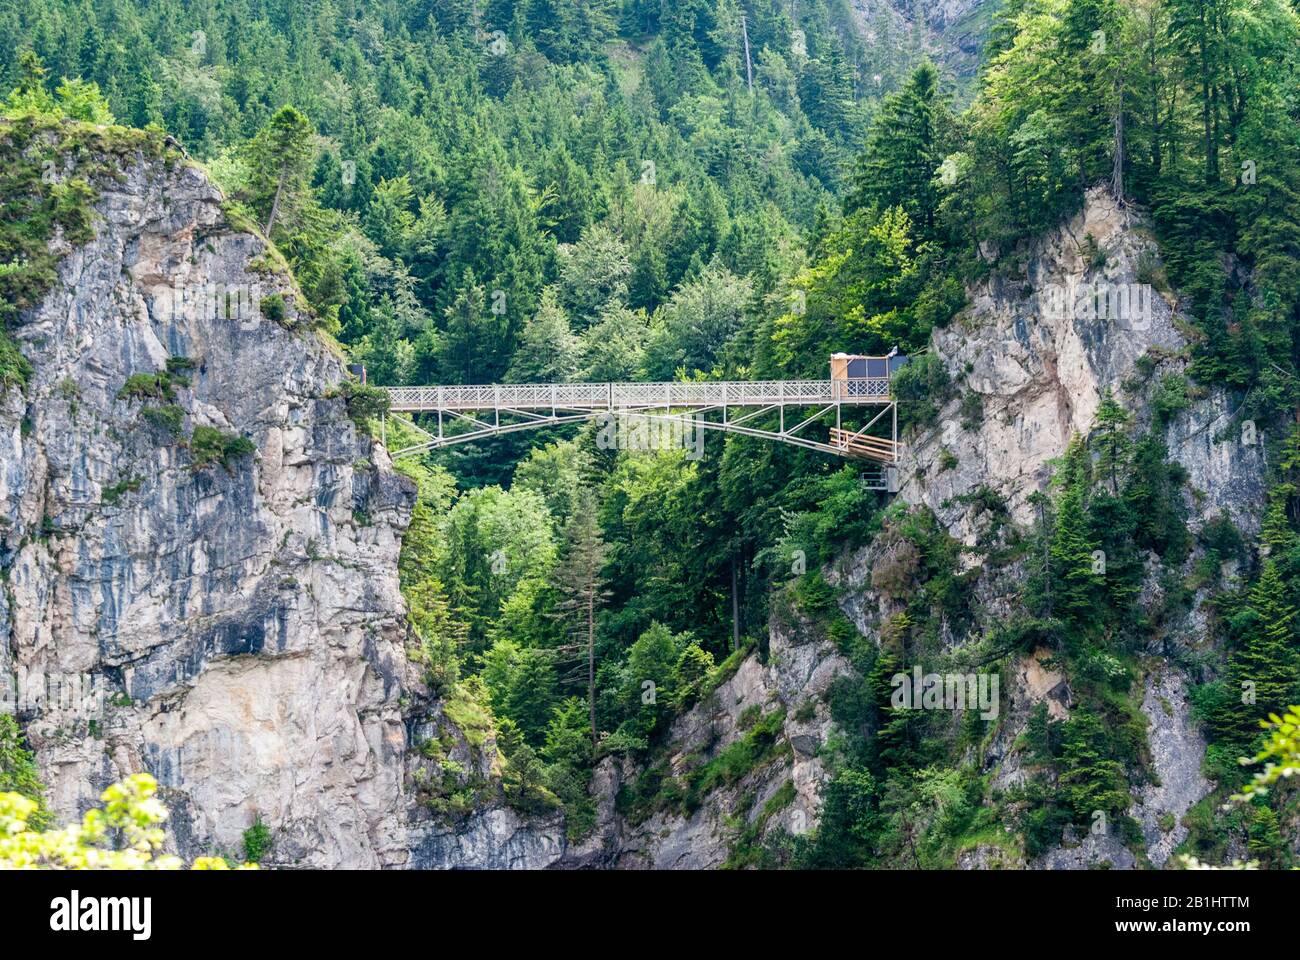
828;427;899;463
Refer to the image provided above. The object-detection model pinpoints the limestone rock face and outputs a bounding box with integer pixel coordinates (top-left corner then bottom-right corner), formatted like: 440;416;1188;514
901;187;1265;546
848;0;995;79
1133;669;1211;868
903;189;1175;537
566;602;851;869
890;187;1264;868
410;806;566;870
570;189;1265;870
0;138;562;869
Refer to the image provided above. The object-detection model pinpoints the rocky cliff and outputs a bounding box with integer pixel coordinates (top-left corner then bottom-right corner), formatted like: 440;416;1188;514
0;120;563;868
901;187;1264;544
853;0;999;86
899;187;1263;867
561;601;850;868
1;126;1265;871
572;187;1265;869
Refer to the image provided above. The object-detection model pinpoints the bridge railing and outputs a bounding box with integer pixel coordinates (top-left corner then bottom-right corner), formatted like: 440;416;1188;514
384;378;891;412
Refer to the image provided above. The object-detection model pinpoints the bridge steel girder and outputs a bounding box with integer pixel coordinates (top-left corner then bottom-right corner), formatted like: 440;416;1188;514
386;397;902;490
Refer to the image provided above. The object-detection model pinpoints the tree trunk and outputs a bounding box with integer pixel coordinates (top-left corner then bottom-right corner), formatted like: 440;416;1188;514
1198;16;1215;183
587;591;596;744
731;552;740;651
1148;35;1161;176
741;15;753;94
1111;75;1125;202
264;166;287;235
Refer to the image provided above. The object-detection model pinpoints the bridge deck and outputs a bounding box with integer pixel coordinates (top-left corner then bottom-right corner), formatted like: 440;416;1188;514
385;378;891;412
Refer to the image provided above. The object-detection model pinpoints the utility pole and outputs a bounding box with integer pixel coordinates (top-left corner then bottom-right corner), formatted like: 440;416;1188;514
741;14;754;94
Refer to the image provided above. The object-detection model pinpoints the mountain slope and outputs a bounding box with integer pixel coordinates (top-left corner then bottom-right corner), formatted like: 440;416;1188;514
553;187;1268;870
0;118;565;867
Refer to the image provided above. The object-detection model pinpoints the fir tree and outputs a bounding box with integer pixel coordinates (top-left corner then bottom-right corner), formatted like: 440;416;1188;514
246;105;315;235
550;488;611;743
506;287;580;383
846;62;947;236
1217;559;1300;744
1057;709;1130;821
1049;438;1102;628
1092;389;1131;494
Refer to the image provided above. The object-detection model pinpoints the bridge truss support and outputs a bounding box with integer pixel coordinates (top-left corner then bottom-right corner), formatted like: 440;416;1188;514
382;379;901;490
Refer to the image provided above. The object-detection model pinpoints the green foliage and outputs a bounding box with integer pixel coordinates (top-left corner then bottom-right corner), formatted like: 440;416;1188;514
142;404;185;436
671;643;715;710
118;372;175;402
506;287;579;383
1046;438;1103;627
618;706;789;824
101;475;142;505
1208;565;1300;751
542;697;597;840
1152;372;1191;425
406;578;465;696
615;622;683;743
1231;705;1300;804
846;63;951;238
642;264;753;379
892;353;953;432
798;765;882;867
771;467;882;574
4;52;112;122
245;105;314;236
189;425;255;471
0;773;252;869
500;738;560;816
241;817;271;864
0;329;31;390
333;378;391;434
259;292;287;325
13;0;1300;869
0;715;51;830
1056;709;1131;822
441;679;497;753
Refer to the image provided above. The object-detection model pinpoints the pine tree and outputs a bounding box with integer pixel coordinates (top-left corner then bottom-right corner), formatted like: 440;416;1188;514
1049;438;1102;627
1259;485;1300;559
1218;559;1300;743
845;62;946;236
1166;0;1234;185
505;648;559;747
406;579;466;696
4;51;55;114
1093;389;1131;494
506;287;580;383
1246;805;1285;867
246;105;315;235
550;488;610;743
867;614;920;773
621;622;679;741
438;270;492;385
1057;709;1129;821
0;716;51;830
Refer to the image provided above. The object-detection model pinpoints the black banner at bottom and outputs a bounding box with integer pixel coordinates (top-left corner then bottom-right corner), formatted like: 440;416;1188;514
0;867;1278;947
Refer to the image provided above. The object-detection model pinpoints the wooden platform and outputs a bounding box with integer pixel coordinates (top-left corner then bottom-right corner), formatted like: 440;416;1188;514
828;427;900;463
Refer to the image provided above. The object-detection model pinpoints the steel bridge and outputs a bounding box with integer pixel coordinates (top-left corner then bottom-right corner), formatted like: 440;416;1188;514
378;363;903;489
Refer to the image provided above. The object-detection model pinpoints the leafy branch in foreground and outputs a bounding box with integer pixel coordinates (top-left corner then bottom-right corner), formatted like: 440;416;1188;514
1230;705;1300;805
0;773;256;869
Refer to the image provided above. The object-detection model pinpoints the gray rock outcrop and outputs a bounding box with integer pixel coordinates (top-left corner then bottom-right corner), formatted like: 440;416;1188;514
0;127;563;868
